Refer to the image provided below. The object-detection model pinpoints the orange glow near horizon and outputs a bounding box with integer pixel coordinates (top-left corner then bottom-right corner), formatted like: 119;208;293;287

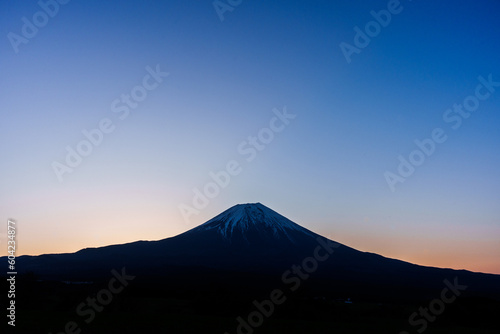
325;230;500;275
3;217;499;276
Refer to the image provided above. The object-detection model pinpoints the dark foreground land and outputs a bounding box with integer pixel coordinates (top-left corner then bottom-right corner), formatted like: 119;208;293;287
4;271;500;334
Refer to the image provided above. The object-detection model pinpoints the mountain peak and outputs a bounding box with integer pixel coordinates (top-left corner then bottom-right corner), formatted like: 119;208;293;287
186;203;316;244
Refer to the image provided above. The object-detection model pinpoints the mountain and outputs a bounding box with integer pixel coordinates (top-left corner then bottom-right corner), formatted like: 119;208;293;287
5;203;500;333
6;203;500;302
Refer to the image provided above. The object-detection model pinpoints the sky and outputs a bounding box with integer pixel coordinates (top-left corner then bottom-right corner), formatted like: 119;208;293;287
1;0;499;274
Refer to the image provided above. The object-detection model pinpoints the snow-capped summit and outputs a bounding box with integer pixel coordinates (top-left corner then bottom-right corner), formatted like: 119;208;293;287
185;203;317;244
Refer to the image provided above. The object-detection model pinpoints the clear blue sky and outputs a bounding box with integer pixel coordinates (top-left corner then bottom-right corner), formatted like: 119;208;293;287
1;0;499;274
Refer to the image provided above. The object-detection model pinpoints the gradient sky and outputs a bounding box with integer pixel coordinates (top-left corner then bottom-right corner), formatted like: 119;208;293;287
1;0;499;274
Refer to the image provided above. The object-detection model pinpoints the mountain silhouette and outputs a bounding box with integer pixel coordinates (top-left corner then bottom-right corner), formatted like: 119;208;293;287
6;203;500;302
